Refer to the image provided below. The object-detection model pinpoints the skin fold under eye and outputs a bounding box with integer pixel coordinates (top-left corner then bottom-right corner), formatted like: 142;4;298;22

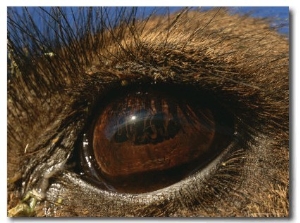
79;86;234;193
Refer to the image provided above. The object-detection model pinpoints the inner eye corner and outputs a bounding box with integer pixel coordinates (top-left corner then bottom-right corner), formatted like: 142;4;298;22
73;85;235;194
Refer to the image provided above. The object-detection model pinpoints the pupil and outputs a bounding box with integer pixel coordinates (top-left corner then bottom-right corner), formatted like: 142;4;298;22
109;97;182;145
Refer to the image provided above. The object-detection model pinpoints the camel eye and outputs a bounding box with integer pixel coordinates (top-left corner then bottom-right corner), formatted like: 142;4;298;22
78;86;235;193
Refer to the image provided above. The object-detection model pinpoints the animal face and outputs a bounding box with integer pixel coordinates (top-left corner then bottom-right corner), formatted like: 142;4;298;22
7;7;289;217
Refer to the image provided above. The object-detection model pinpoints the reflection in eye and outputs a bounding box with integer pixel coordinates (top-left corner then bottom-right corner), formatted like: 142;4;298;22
78;86;234;193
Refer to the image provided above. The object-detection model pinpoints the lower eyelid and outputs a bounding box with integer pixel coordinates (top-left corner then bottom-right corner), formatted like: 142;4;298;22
45;135;240;216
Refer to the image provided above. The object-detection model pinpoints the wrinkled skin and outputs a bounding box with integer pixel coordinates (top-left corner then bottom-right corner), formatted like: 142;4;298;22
7;7;289;217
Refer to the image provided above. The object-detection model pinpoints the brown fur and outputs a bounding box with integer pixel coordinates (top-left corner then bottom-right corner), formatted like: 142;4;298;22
7;7;289;217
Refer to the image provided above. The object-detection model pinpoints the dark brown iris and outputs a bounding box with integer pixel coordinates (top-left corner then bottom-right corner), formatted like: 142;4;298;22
87;90;228;193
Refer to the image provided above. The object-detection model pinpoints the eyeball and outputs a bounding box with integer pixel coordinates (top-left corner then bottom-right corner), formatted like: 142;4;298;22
79;87;235;193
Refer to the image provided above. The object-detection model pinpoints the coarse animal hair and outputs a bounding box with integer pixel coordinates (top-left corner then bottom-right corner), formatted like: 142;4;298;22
7;7;289;217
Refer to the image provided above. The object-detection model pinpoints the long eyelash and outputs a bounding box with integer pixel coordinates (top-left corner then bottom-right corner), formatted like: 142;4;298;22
8;7;284;174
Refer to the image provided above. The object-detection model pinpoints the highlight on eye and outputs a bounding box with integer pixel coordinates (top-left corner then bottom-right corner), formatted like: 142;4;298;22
78;86;235;193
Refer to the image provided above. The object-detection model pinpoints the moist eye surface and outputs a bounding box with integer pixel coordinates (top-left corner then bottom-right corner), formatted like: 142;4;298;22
79;86;235;193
